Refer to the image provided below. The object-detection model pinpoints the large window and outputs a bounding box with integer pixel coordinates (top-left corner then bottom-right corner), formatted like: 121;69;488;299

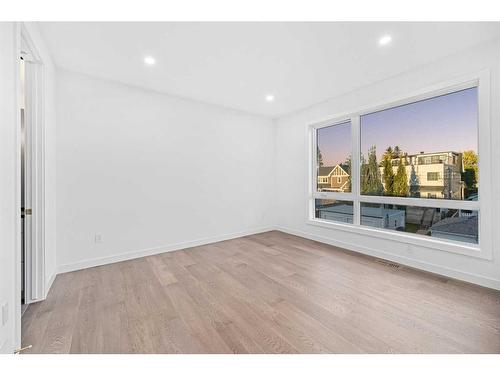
309;78;490;256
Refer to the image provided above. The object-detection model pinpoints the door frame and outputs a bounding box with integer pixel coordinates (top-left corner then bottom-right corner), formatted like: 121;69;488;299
14;22;46;348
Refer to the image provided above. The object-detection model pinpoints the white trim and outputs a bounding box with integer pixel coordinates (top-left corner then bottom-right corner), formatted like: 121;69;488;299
331;164;348;177
476;70;493;260
312;191;479;211
311;123;318;193
44;271;56;298
306;217;483;259
308;71;491;260
56;227;274;274
276;226;500;291
307;124;315;223
13;21;22;354
357;195;479;210
313;192;355;201
352;116;361;225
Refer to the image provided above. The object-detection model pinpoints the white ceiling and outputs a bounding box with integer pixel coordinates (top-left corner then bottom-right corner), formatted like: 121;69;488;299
38;22;500;117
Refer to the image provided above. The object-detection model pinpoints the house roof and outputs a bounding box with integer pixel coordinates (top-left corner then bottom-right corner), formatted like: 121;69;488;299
430;216;478;237
381;150;461;163
318;164;348;177
411;151;461;157
318;166;334;176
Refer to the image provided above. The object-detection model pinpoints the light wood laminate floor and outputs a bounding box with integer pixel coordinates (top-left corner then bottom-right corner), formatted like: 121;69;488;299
22;231;500;353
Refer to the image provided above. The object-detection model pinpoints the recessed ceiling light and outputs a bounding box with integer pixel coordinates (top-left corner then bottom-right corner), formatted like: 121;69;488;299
378;35;392;46
265;94;275;102
144;56;156;65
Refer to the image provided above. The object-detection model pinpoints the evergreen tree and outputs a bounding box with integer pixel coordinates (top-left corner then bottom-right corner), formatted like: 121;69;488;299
342;155;352;192
317;148;324;167
360;152;366;166
361;146;384;195
393;157;409;197
381;148;394;195
409;164;420;197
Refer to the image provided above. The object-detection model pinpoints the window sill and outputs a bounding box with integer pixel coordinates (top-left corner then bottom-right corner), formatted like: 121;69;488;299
306;218;489;260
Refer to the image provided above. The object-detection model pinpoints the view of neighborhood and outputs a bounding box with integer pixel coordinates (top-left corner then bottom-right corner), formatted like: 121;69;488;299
317;147;478;200
315;87;479;244
315;199;478;244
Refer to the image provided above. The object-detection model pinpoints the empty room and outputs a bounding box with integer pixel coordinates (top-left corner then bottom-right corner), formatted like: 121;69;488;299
1;2;500;371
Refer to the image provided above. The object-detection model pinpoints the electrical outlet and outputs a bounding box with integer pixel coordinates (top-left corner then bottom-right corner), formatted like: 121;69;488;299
2;303;8;326
94;234;103;244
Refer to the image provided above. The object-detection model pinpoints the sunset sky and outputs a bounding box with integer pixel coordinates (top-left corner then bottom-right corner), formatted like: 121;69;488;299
317;87;478;166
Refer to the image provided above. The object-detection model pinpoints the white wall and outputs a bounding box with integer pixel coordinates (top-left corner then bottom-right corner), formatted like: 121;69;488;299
274;39;500;290
56;71;275;271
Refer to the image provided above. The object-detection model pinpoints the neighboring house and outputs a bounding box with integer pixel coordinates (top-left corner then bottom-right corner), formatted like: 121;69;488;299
379;151;464;199
316;202;405;230
317;164;350;192
429;216;478;244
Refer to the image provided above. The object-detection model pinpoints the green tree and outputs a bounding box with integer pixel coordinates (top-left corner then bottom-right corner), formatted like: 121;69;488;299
341;155;352;192
409;165;421;197
360;152;366;166
361;146;384;195
462;150;478;195
317;148;324;167
393;157;409;197
381;148;395;195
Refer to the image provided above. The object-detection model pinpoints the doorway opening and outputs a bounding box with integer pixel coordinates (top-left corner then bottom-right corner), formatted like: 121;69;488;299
19;27;46;314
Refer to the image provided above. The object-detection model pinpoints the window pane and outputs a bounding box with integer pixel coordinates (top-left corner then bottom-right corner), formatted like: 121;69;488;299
316;121;351;192
360;202;478;244
360;87;478;201
315;199;353;224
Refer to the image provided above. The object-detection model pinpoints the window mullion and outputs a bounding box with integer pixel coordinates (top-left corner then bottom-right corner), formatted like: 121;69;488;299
352;115;361;225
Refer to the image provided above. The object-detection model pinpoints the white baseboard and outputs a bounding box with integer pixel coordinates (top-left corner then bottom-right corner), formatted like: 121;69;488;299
44;271;57;298
55;226;274;275
50;225;499;294
275;226;500;291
